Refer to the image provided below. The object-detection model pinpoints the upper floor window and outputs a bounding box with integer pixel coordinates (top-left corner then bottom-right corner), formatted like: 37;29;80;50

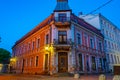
37;39;40;48
90;38;94;48
46;34;49;44
32;41;35;50
58;31;67;44
77;33;82;45
98;41;102;51
84;34;88;46
58;13;67;22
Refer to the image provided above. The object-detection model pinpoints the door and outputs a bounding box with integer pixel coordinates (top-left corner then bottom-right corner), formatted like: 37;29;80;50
58;52;68;72
22;59;25;73
45;54;48;70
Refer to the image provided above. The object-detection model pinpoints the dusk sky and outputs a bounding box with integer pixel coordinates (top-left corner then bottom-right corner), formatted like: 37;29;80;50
0;0;120;53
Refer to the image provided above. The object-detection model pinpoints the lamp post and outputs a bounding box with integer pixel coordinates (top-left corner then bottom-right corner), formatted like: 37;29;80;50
9;57;17;73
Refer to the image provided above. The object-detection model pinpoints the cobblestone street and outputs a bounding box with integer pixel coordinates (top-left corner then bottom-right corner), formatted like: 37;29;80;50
0;74;113;80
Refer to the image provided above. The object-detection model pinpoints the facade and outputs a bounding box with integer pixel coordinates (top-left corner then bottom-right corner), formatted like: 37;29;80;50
12;0;105;74
79;13;120;72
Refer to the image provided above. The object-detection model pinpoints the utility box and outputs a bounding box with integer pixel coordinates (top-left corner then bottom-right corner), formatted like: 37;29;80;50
114;64;120;75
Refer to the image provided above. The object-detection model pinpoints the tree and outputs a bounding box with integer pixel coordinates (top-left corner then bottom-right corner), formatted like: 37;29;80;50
0;48;11;64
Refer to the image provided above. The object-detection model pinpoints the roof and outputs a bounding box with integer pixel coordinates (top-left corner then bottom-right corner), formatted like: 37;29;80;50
13;14;54;48
71;14;103;37
54;1;71;12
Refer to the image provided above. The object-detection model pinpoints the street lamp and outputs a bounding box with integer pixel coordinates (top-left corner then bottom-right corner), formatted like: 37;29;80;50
9;57;17;73
45;45;53;75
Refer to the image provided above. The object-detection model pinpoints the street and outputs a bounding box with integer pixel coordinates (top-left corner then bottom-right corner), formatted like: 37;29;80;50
0;74;113;80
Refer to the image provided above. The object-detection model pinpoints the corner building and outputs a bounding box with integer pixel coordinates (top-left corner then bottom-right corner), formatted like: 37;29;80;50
12;0;105;74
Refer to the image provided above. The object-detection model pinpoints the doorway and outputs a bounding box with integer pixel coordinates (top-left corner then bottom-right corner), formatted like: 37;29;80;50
58;52;68;72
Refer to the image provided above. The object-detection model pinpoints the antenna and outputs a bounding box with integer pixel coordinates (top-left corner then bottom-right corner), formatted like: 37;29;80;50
83;0;113;17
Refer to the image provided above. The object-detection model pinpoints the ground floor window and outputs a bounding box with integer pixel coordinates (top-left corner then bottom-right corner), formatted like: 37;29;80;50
91;56;96;71
86;55;89;71
78;54;83;71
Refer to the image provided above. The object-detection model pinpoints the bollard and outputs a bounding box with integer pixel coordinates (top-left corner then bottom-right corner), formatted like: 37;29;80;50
99;74;106;80
74;73;80;79
113;75;120;80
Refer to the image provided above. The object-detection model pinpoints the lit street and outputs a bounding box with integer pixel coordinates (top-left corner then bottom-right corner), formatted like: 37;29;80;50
0;74;113;80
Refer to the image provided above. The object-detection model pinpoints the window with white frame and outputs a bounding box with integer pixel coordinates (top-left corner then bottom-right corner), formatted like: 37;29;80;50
77;33;82;45
98;41;102;51
90;38;94;48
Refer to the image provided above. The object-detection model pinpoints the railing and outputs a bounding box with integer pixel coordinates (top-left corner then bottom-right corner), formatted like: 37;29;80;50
54;17;70;22
77;45;105;55
53;39;72;45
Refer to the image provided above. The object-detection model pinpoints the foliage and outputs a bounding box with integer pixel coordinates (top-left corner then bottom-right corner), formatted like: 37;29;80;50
0;48;11;64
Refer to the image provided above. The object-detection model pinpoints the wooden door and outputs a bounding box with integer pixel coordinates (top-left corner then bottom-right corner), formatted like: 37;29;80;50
45;54;48;70
58;52;68;72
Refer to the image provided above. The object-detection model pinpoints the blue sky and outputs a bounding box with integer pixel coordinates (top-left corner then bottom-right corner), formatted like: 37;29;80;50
0;0;120;53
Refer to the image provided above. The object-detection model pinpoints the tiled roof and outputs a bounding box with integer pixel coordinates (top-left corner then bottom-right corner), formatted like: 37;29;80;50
54;1;71;11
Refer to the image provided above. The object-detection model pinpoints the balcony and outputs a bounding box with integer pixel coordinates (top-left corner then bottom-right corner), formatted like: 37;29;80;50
54;17;71;27
77;45;105;56
53;39;72;51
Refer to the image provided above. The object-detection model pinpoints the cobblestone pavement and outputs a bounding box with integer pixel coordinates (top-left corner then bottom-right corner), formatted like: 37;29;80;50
0;74;113;80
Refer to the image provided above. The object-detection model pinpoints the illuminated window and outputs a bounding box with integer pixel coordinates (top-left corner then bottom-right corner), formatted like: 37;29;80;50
58;31;67;44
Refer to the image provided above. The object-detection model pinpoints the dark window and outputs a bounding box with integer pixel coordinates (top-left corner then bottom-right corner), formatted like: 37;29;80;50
36;56;39;67
45;54;48;69
98;42;102;51
46;34;49;44
90;38;94;48
78;54;83;71
77;33;81;45
58;13;67;22
92;56;96;71
58;31;67;44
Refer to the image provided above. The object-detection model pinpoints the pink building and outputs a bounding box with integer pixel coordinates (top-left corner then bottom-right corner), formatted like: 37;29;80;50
12;0;106;74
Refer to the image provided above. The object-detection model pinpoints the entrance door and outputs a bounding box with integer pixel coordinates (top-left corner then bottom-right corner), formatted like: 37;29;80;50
22;59;25;73
58;52;68;72
45;54;48;70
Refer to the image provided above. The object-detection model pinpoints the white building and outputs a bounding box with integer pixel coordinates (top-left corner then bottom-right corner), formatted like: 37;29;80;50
79;13;120;72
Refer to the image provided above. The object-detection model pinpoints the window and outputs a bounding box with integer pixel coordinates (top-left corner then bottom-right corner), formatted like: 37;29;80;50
28;43;31;51
111;54;114;64
37;39;40;48
92;56;96;71
98;41;102;51
90;38;94;48
58;31;67;44
84;35;88;46
77;33;81;45
30;57;33;67
114;55;117;64
117;56;119;64
78;54;83;71
107;54;110;63
58;13;67;22
46;34;49;44
32;41;35;50
36;56;39;67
